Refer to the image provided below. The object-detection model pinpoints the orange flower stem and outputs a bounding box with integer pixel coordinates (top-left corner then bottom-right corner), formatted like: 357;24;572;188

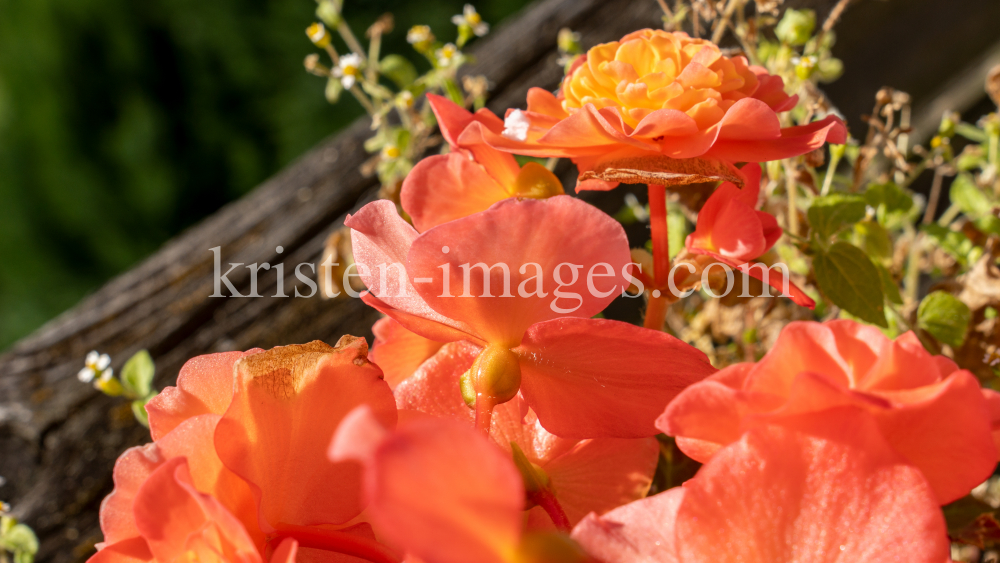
474;394;496;436
645;184;671;331
530;489;572;532
643;292;669;331
274;526;401;563
648;183;671;284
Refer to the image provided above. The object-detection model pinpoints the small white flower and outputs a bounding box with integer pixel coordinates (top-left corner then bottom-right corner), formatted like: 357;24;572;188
435;43;459;67
381;144;401;159
452;4;489;37
502;109;531;142
0;501;10;514
334;53;363;89
397;90;414;109
79;350;112;384
406;25;434;46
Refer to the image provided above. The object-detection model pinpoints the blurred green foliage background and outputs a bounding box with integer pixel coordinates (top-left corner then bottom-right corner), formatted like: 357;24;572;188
0;0;532;349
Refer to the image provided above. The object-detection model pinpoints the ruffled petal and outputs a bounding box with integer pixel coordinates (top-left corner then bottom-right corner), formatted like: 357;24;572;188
361;292;481;345
702;115;847;163
88;537;153;563
369;317;445;388
872;371;998;504
335;410;524;563
133;458;263;563
570;487;685;563
400;153;513;233
146;349;262;441
408;196;630;346
540;437;659;527
517;317;716;438
525;87;570;119
675;411;948;563
99;414;261;550
214;340;397;531
348;201;467;332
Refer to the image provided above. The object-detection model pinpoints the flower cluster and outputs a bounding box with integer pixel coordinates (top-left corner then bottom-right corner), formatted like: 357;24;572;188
86;15;1000;563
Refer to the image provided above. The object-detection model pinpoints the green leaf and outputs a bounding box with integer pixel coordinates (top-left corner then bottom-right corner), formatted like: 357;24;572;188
0;522;38;560
808;194;867;241
121;350;155;399
813;242;887;327
865;182;912;214
922;223;978;267
951;173;1000;234
131;391;157;428
917;291;971;348
875;263;903;305
854;220;893;261
378;55;418;88
951;173;992;217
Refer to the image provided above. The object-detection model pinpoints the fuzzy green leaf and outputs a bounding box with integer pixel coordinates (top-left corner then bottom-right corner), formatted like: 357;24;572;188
808;194;867;241
379;55;418;88
121;350;154;399
865;182;912;213
854;220;893;261
875;263;903;305
917;291;971;348
813;242;887;327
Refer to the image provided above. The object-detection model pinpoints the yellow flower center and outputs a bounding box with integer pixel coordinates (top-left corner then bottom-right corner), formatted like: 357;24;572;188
561;29;762;129
467;12;481;25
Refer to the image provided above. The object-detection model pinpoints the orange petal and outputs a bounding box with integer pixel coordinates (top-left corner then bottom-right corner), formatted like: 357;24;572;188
146;349;263;440
525;87;570;119
347;201;476;337
337;409;524;563
361;292;481;345
408;196;630;346
675;411;948;563
369;317;445;388
214;340;397;530
540;437;659;527
517;317;716;438
400;153;512;233
703;115;847;163
714;98;781;141
133;458;263;563
88;538;153;563
873;371;998;504
856;330;947;391
570;487;685;563
100;414;261;549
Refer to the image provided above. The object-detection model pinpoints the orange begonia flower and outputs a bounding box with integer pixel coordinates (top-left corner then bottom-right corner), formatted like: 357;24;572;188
347;196;716;438
461;30;847;189
681;163;814;307
330;405;525;563
659;319;1000;503
93;339;403;563
392;340;659;530
401;95;564;232
572;410;949;563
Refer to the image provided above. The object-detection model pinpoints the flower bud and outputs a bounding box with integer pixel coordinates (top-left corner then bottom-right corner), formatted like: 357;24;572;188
306;23;331;49
775;9;815;46
939;112;958;138
471;345;522;405
315;0;342;27
557;28;582;55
